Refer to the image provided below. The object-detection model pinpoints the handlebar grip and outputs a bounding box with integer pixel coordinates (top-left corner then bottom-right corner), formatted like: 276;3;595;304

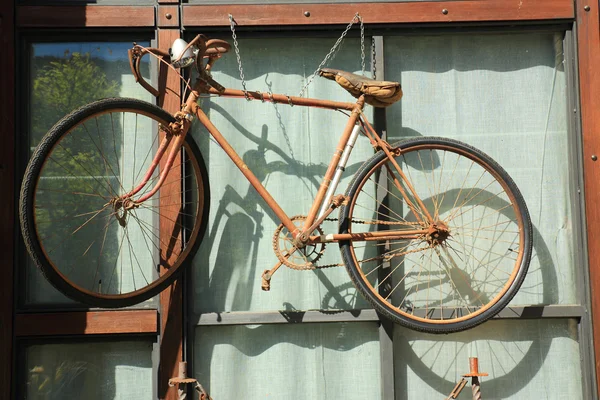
205;39;230;56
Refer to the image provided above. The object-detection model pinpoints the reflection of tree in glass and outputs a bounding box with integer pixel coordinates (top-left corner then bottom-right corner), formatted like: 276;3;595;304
28;361;99;400
32;52;124;294
32;51;120;147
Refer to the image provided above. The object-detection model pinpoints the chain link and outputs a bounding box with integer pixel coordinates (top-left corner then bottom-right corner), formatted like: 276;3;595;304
324;217;422;227
371;36;377;78
229;13;366;100
229;14;251;100
360;16;365;76
298;12;365;97
273;216;425;270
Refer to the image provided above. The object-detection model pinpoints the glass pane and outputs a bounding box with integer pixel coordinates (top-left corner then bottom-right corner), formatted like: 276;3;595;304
194;322;380;399
190;37;374;313
23;341;153;399
394;319;582;399
384;32;575;305
25;41;154;306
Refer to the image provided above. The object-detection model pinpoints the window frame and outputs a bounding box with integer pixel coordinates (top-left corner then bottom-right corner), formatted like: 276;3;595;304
3;1;600;399
183;22;595;399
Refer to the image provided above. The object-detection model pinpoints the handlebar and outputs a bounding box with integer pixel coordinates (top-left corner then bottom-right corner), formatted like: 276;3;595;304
127;46;170;97
128;35;230;97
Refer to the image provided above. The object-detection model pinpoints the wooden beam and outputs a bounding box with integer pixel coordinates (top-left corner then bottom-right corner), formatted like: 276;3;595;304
158;5;179;28
16;6;155;28
15;310;158;336
0;0;14;398
183;0;574;27
157;28;183;400
576;0;600;395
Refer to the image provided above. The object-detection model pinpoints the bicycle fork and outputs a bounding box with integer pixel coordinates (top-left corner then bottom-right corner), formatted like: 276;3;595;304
111;111;193;220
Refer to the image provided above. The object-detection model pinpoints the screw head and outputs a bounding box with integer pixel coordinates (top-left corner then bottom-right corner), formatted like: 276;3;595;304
304;11;311;17
584;5;591;11
165;13;172;20
442;9;449;15
592;155;598;161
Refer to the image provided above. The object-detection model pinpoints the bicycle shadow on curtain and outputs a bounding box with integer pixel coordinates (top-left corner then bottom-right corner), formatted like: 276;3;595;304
191;104;376;393
374;161;559;398
393;218;559;399
193;322;380;397
192;102;367;314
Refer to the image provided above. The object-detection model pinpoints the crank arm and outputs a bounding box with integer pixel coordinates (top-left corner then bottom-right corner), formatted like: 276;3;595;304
262;247;298;291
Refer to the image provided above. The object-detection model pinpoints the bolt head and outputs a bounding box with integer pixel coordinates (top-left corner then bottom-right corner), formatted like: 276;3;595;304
442;9;449;15
584;5;591;11
165;13;172;19
304;11;311;17
592;155;598;161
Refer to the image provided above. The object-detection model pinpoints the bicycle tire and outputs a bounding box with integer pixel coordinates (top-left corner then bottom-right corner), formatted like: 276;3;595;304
20;98;210;308
339;137;532;333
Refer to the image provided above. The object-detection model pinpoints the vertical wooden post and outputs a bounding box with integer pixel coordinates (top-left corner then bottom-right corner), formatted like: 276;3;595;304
157;21;184;400
0;0;15;398
576;0;600;395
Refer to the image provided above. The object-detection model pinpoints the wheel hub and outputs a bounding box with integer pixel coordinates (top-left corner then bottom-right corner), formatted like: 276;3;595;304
111;197;136;227
425;221;451;246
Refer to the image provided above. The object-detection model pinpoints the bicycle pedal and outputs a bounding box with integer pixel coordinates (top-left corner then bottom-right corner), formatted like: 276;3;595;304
261;270;271;291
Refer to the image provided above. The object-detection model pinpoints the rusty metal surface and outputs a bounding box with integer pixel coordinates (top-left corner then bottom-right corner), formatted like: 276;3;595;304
471;377;482;400
463;357;489;378
462;357;487;400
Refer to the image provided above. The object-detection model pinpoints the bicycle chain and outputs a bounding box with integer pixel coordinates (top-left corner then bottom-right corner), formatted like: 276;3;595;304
273;216;424;270
324;217;422;227
273;216;331;271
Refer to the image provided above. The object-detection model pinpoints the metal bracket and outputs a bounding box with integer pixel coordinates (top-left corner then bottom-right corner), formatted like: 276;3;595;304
169;362;212;400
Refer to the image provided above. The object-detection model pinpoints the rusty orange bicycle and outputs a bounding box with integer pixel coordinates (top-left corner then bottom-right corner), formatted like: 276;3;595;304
19;32;532;333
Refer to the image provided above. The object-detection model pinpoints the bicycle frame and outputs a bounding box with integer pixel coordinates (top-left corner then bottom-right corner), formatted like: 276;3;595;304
123;75;435;246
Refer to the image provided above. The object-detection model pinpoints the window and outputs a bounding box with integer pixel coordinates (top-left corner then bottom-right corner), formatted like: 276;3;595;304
187;26;591;399
4;1;599;399
23;39;154;306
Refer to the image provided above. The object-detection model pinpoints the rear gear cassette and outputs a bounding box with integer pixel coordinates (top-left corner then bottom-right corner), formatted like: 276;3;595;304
273;215;326;270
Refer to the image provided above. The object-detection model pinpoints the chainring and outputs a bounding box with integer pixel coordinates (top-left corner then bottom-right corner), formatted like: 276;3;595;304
272;215;326;270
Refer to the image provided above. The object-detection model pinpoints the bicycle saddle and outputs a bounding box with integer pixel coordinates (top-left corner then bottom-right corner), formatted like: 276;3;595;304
319;68;403;107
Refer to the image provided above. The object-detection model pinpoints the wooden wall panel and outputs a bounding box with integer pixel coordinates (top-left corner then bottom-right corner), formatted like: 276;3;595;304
183;0;574;27
157;28;183;400
15;310;158;336
576;0;600;394
17;6;154;28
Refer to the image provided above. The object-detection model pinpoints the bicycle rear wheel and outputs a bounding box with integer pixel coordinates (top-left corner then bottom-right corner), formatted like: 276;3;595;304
339;137;532;333
20;98;209;307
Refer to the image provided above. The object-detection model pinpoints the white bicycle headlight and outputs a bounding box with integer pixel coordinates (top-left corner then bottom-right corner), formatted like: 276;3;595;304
171;38;197;69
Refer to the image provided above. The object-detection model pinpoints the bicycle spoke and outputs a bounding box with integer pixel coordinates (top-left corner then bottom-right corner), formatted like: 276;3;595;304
26;103;207;304
341;139;530;330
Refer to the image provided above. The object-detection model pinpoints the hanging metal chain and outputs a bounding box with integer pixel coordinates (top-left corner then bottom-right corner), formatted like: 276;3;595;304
229;14;251;100
371;36;377;78
360;16;366;76
298;12;365;97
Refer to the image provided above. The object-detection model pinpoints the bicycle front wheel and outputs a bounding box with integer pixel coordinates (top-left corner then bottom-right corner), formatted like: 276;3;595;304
339;137;532;333
20;98;209;308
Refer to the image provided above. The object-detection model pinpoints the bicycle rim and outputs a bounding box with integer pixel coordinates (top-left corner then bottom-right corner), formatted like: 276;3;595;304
21;98;208;307
340;137;531;333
